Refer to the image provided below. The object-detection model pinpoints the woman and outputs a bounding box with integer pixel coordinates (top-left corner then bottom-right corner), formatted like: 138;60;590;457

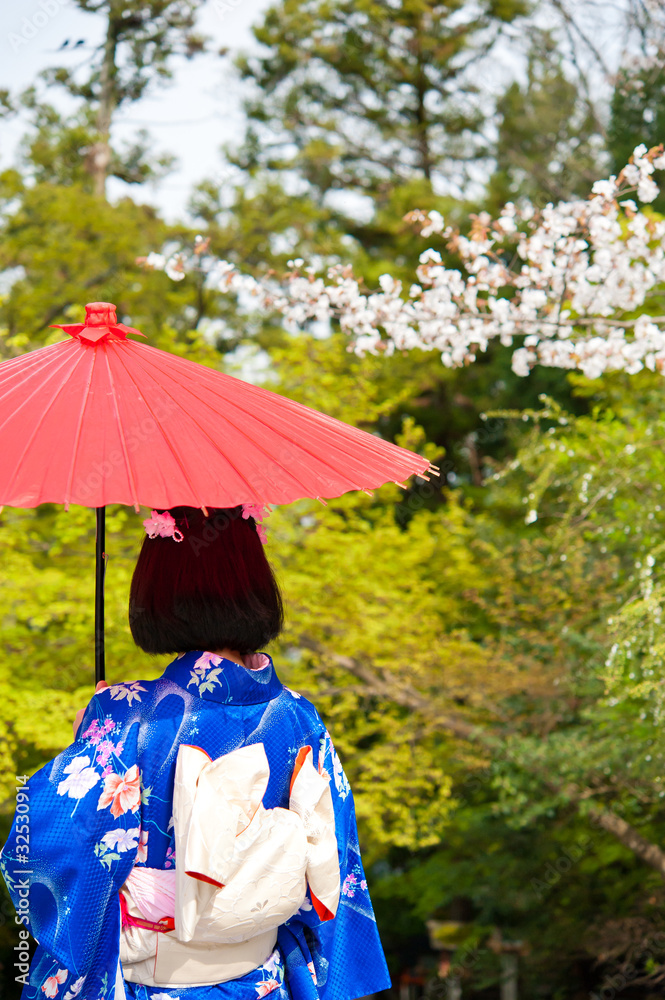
1;506;390;1000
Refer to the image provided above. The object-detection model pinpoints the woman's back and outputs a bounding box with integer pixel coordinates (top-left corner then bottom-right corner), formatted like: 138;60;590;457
1;650;389;1000
1;507;390;1000
101;652;348;882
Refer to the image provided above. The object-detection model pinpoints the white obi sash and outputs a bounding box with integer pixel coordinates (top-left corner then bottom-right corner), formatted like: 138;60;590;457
120;742;340;988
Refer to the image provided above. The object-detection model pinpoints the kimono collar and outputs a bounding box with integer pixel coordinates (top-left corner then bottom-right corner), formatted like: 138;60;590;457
162;650;283;705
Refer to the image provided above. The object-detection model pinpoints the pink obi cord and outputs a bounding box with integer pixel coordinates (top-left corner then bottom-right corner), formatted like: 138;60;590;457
119;890;175;933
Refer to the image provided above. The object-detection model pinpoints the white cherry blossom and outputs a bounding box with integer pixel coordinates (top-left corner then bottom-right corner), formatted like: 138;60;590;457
148;144;665;380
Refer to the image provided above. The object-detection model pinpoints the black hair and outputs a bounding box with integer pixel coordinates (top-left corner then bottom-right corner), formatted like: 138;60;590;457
129;505;283;655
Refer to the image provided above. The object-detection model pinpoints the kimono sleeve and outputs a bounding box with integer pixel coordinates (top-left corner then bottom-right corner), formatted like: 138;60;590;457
278;728;391;1000
0;689;142;1000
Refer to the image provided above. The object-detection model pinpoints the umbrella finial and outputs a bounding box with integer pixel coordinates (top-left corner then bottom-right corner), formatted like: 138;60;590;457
51;302;146;344
85;301;118;327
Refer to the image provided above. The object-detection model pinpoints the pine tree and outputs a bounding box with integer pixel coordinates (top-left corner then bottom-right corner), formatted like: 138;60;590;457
21;0;207;197
487;29;605;209
232;0;530;203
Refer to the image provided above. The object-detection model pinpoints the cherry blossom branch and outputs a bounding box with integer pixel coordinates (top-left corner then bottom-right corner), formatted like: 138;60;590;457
143;143;665;380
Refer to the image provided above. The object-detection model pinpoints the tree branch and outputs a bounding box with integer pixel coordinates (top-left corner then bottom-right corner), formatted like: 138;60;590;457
588;806;665;878
298;637;665;880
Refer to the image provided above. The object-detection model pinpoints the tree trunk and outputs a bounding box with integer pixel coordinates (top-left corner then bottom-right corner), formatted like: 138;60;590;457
89;4;119;199
413;18;432;181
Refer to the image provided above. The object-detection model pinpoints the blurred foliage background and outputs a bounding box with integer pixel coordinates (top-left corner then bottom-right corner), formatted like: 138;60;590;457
2;1;665;997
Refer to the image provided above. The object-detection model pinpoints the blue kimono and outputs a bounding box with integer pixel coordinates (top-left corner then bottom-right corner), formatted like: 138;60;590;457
0;652;390;1000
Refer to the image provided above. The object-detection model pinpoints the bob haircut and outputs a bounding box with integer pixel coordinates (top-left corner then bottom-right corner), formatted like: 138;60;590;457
129;505;283;655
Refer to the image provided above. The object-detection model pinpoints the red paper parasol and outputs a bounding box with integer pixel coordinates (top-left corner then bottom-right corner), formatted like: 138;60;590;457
0;302;436;679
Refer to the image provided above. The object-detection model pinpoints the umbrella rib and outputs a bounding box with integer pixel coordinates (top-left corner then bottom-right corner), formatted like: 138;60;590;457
0;340;65;375
126;347;317;500
2;346;92;501
115;346;270;502
63;348;97;508
0;345;79;434
101;345;141;510
138;349;342;483
142;344;418;476
143;347;406;490
156;348;428;487
108;346;210;509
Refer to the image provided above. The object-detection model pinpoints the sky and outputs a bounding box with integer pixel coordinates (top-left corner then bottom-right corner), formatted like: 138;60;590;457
0;0;273;221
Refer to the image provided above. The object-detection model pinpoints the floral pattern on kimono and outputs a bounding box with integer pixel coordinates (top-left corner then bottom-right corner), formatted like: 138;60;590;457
1;652;390;1000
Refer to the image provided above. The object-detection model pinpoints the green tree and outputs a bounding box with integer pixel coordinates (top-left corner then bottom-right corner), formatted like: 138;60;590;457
608;65;665;215
259;359;665;992
487;29;605;209
0;179;201;350
4;1;665;992
19;0;206;197
232;0;529;217
607;0;665;190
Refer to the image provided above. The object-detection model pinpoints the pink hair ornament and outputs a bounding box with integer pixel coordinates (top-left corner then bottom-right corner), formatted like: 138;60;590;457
241;503;270;544
143;510;184;542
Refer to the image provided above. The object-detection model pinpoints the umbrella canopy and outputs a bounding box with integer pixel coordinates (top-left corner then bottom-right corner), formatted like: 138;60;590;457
0;302;433;510
0;302;436;681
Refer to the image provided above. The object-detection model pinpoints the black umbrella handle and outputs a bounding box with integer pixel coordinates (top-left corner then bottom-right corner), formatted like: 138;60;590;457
95;506;106;684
